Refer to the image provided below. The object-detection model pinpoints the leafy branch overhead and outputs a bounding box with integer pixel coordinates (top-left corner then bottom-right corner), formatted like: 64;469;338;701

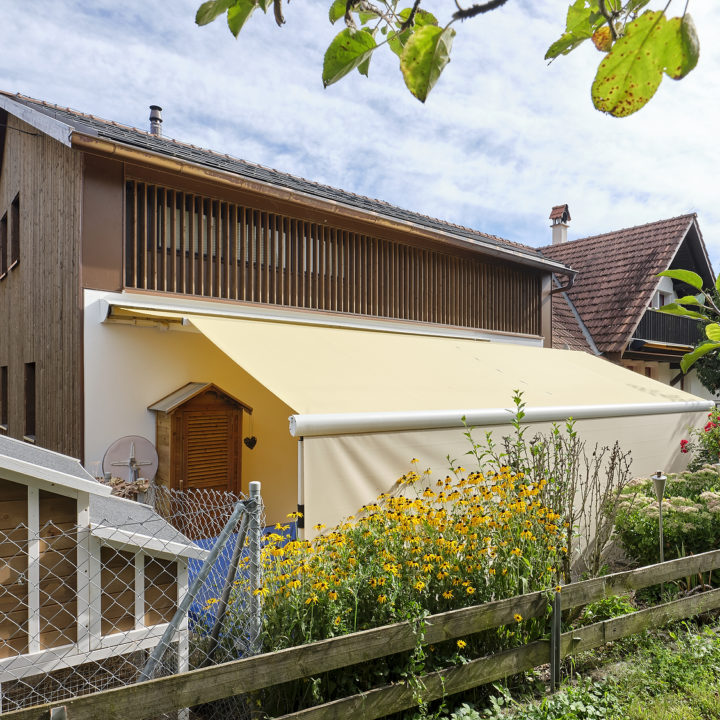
655;269;720;375
195;0;699;112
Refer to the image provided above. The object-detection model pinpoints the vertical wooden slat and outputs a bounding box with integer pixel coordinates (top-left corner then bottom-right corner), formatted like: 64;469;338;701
239;207;247;302
130;181;138;288
229;204;237;300
263;212;270;304
149;185;157;291
169;189;176;293
248;210;262;302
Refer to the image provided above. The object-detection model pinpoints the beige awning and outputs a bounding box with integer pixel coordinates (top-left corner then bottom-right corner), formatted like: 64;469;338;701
108;305;705;416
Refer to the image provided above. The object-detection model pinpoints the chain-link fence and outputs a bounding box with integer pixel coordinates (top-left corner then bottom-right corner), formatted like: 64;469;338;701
0;482;268;718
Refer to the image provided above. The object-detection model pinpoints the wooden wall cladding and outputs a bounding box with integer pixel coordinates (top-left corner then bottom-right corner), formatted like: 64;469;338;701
144;556;177;626
100;547;135;635
0;115;84;458
38;491;77;649
125;181;542;336
0;478;29;658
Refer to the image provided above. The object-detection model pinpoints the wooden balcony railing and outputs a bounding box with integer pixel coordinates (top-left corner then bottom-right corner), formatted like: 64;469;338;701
632;308;702;347
124;180;542;336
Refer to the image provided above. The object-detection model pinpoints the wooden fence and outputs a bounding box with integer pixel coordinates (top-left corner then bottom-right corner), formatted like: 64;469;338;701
7;549;720;720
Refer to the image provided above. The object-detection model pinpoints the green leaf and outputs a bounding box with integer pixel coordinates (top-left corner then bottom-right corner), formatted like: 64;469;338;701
592;10;668;117
545;0;602;60
196;0;235;25
358;11;377;24
323;28;377;87
227;0;256;36
397;8;438;27
387;28;411;57
674;295;702;306
656;303;704;320
661;14;699;80
357;55;371;76
706;324;720;342
657;269;704;291
681;342;720;374
329;0;346;23
257;0;273;12
400;25;455;103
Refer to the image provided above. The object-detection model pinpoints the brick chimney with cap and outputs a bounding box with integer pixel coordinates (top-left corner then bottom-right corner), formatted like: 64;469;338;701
549;204;571;245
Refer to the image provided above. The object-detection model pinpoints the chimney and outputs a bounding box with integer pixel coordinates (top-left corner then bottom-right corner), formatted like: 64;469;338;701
549;204;571;245
149;105;163;136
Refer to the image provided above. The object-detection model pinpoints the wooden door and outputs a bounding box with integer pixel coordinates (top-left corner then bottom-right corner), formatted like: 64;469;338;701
181;408;242;496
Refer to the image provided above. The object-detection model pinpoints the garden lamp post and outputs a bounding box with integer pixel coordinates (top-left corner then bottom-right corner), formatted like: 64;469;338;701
651;471;667;565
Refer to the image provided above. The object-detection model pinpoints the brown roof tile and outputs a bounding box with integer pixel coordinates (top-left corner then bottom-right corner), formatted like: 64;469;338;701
549;204;571;222
551;291;596;353
540;215;697;354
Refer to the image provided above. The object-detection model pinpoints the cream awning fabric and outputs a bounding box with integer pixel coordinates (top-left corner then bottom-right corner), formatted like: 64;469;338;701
109;305;706;416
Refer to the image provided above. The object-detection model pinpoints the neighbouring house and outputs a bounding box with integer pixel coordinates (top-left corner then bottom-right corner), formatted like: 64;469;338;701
0;93;712;534
540;205;716;400
0;433;206;711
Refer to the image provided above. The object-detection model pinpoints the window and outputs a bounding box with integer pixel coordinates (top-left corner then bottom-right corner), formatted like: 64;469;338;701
24;362;35;442
0;365;7;433
9;193;19;268
0;212;6;278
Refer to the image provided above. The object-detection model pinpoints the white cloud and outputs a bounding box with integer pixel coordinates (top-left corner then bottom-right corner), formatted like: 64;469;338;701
1;0;719;268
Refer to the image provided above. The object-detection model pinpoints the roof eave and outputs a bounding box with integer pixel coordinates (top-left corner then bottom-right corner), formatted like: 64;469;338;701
70;131;573;276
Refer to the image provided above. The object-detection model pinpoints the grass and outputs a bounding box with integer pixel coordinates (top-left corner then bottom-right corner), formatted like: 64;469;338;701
436;615;720;720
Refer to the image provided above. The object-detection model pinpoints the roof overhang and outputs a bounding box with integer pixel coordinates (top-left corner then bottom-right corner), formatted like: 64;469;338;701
69;131;573;277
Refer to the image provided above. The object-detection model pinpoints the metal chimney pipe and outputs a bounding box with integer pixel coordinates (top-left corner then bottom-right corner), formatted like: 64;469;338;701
149;105;163;136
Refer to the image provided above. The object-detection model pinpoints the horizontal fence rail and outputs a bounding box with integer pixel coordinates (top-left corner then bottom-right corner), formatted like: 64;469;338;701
124;180;542;335
6;548;720;720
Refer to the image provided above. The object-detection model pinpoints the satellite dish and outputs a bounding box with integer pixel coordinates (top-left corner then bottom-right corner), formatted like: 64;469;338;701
102;435;159;484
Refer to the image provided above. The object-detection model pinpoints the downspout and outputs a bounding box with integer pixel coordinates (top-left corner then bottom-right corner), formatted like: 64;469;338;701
550;272;575;295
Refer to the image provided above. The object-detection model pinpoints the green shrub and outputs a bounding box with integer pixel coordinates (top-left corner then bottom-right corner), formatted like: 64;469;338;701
679;407;720;470
577;594;636;626
615;468;720;565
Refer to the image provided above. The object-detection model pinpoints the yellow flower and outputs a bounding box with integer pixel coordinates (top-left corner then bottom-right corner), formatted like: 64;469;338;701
252;586;269;597
313;523;326;531
328;590;338;600
554;585;562;593
411;458;420;464
305;595;319;605
377;594;387;604
414;580;426;591
442;590;454;599
514;613;523;622
286;511;303;519
511;547;522;557
456;639;467;649
465;586;476;595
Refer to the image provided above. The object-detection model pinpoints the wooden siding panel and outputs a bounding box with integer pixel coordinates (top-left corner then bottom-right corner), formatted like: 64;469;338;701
38;491;77;649
0;116;83;458
122;180;542;336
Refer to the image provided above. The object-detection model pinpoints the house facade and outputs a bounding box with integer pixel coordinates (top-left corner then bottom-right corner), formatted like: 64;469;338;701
0;94;712;531
540;208;715;400
0;93;576;525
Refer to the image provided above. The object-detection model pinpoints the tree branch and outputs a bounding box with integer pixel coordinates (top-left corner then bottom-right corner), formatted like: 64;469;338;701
451;0;509;23
400;0;422;30
599;0;617;40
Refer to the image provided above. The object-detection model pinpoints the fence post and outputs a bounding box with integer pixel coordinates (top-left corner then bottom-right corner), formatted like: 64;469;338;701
247;481;263;655
549;590;562;691
140;498;248;681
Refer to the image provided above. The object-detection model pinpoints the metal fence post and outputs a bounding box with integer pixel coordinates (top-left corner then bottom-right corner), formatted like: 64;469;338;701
140;499;248;681
549;590;562;692
247;481;263;655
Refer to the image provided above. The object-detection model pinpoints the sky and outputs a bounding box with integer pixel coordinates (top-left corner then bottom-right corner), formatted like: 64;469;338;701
2;1;720;267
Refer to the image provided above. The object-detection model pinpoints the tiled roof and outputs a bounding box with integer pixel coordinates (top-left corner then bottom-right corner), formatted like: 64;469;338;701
2;92;552;265
551;287;598;354
540;215;697;353
550;204;571;222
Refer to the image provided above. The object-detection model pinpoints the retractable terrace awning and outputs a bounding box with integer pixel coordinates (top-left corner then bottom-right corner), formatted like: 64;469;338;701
109;305;709;427
107;304;712;532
